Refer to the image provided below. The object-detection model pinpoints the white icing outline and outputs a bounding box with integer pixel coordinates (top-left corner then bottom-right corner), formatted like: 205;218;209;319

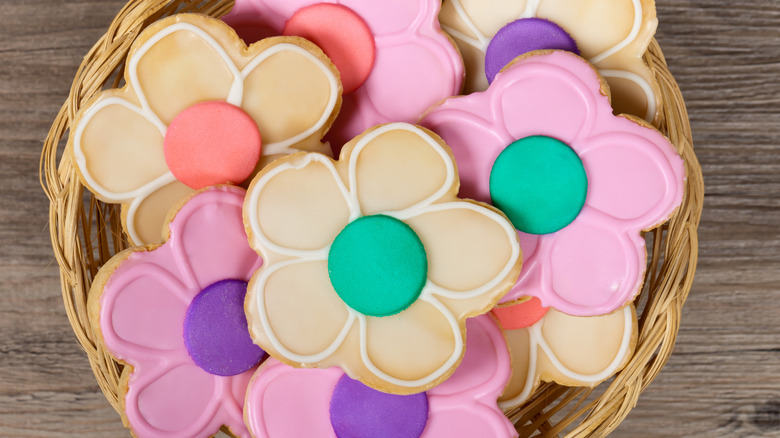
240;43;340;156
358;295;464;388
393;201;521;301
498;306;634;409
599;69;657;122
348;123;456;217
252;258;358;363
246;153;353;259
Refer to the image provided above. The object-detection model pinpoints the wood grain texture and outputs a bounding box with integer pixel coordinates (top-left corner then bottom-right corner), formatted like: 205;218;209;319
1;0;778;436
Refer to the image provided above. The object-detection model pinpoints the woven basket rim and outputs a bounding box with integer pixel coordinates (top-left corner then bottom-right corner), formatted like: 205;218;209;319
39;1;704;436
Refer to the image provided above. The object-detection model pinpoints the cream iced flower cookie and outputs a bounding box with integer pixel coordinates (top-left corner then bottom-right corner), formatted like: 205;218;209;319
87;186;265;438
243;315;518;437
243;122;522;394
68;13;341;245
422;51;685;316
439;0;662;122
223;0;464;151
492;299;636;408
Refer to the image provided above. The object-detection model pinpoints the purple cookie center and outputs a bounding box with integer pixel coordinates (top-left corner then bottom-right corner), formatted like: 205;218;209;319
183;279;265;376
329;375;428;438
485;17;580;84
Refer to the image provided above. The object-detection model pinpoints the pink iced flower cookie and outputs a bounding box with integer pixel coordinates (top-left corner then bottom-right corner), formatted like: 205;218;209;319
244;315;517;438
242;123;522;394
88;186;265;437
223;0;464;151
422;50;685;316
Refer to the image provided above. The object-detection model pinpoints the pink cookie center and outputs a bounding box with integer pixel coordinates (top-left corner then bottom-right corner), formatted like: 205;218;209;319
283;3;375;94
492;297;550;330
164;101;262;190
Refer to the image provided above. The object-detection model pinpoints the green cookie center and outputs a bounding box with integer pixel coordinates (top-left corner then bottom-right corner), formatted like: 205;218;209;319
489;135;588;235
328;215;428;317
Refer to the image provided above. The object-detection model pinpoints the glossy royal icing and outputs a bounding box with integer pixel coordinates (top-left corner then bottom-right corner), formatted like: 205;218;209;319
69;14;341;245
421;50;685;316
243;122;522;394
439;0;662;122
243;315;518;437
223;0;464;152
88;186;265;437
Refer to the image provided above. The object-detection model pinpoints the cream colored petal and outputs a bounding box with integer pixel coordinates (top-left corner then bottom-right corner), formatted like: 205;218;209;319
446;0;526;40
349;124;454;215
255;260;353;361
133;22;238;124
537;0;644;60
601;69;659;122
362;298;460;386
537;306;635;384
241;41;339;156
499;327;536;407
73;98;167;200
246;154;351;255
127;179;195;245
404;202;518;294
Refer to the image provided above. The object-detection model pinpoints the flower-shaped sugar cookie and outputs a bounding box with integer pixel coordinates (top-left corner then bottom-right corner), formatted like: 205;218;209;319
492;299;636;408
439;0;662;122
243;122;522;394
88;186;265;437
223;0;464;151
422;51;685;316
244;315;518;437
69;14;341;245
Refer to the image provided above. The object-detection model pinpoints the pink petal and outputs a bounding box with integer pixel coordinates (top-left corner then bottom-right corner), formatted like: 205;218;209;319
498;232;542;304
125;364;220;437
545;212;645;316
581;127;684;229
423;404;517;438
169;187;262;290
428;315;509;398
339;0;421;34
421;104;506;203
244;359;340;438
361;41;460;123
101;253;189;358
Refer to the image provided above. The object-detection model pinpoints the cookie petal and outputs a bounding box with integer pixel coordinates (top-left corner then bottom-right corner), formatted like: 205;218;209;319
539;306;634;379
580;127;684;229
423;405;518;438
244;360;341;438
72;98;168;200
100;261;190;359
543;213;644;316
404;202;519;297
169;187;262;290
498;325;536;408
127;179;196;245
362;297;460;387
349;124;455;215
245;154;351;256
125;364;220;437
340;0;421;34
428;315;510;398
131;21;239;125
249;260;354;361
240;40;340;155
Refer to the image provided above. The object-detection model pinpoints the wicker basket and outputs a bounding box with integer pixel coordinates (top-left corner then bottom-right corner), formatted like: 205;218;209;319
40;0;704;436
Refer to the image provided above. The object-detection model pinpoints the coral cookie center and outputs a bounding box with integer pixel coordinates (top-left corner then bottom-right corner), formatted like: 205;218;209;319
489;135;588;235
183;280;265;376
163;100;262;189
283;3;375;94
328;215;428;317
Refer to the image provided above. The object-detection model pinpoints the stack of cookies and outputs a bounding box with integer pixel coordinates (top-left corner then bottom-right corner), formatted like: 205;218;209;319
67;1;686;436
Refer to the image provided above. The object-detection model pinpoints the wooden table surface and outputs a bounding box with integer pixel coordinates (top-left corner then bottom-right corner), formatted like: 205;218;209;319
1;0;778;436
